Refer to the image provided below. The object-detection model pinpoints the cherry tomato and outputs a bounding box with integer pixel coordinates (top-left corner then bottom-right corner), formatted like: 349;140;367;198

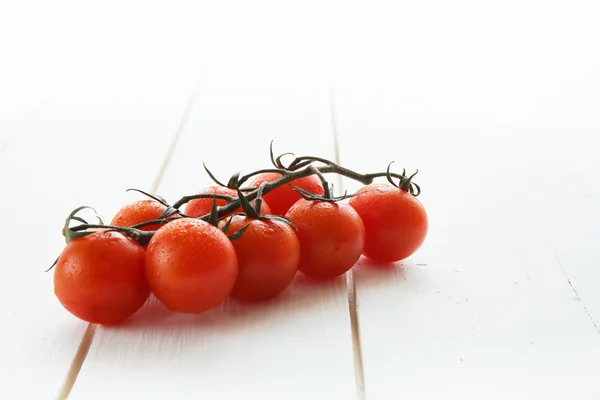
247;173;324;216
111;199;170;231
54;230;149;325
145;218;238;313
349;183;428;262
219;215;300;301
285;199;365;279
184;185;271;218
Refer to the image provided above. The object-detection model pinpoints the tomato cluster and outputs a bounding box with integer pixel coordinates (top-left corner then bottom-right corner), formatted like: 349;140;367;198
53;162;428;326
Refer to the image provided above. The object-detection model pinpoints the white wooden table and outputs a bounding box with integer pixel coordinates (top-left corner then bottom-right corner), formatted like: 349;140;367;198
1;1;599;399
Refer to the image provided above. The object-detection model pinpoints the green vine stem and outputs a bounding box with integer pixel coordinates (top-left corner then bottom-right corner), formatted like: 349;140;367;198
204;162;412;219
171;194;236;210
62;152;420;247
67;223;154;245
309;165;331;199
290;166;352;203
172;161;417;222
385;161;421;196
235;168;292;187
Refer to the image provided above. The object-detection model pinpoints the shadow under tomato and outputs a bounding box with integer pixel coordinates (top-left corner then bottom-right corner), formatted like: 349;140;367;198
293;270;348;288
107;270;349;333
355;255;402;272
118;295;173;327
104;256;423;333
351;255;407;291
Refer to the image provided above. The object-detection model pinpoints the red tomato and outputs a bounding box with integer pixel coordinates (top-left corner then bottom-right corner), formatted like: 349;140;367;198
285;200;365;279
111;199;172;232
184;185;271;218
145;218;238;313
219;215;300;301
349;183;428;262
54;230;149;325
247;173;324;216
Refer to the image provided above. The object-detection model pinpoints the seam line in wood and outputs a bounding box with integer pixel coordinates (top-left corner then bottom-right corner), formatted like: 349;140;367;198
329;81;366;399
55;83;200;399
540;227;600;334
55;324;96;400
529;212;600;335
151;83;201;192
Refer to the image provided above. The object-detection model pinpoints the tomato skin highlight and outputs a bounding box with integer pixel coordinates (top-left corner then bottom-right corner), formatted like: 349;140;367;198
349;183;428;262
184;185;271;218
54;231;149;325
220;215;300;301
145;218;238;314
111;199;170;232
247;173;324;216
285;199;365;279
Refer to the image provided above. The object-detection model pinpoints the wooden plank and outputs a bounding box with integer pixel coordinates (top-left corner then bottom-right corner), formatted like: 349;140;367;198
509;74;600;330
330;2;600;396
333;93;600;399
69;63;357;399
0;82;194;399
524;160;600;331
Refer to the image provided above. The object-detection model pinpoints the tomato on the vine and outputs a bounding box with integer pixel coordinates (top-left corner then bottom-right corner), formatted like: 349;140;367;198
219;215;300;301
54;230;149;325
184;185;271;218
145;218;238;313
111;199;172;232
247;173;324;216
285;199;365;279
349;183;428;262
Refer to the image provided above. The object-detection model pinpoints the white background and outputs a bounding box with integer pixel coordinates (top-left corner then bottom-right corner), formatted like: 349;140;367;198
1;1;599;399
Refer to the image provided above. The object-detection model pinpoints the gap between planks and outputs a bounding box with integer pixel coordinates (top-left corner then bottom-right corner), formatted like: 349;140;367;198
329;82;367;400
55;84;199;400
529;211;600;335
54;82;367;399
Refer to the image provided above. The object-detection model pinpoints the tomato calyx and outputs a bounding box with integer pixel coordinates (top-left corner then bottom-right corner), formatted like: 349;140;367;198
269;141;358;177
211;183;299;242
293;186;353;203
45;256;60;272
170;193;236;213
125;188;186;220
61;206;105;242
204;196;252;240
202;162;260;193
269;140;299;170
46;206;154;272
235;185;297;229
126;188;170;210
202;162;229;188
202;162;296;208
62;206;154;245
386;162;421;196
268;140;343;172
219;215;250;240
292;166;353;203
